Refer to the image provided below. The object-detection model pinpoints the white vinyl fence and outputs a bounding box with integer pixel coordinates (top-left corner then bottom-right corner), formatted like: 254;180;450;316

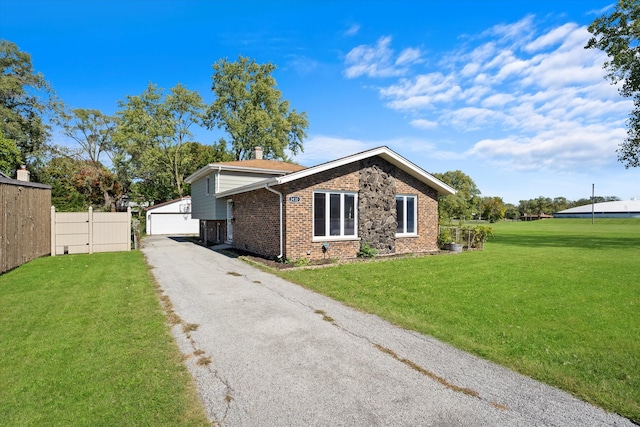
51;206;131;255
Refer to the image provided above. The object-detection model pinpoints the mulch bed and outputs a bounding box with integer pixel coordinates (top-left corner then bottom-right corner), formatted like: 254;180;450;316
213;246;452;270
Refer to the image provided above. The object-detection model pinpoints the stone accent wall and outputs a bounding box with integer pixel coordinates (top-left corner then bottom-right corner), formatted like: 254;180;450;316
358;158;397;255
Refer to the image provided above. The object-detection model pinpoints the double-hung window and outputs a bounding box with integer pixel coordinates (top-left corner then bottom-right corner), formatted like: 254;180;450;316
396;195;417;235
313;191;357;238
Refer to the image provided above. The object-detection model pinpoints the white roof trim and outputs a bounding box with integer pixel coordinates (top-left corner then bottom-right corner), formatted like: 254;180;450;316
216;146;456;198
556;200;640;214
185;163;291;184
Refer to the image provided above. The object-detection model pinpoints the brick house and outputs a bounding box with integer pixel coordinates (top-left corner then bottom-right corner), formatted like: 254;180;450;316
185;146;455;261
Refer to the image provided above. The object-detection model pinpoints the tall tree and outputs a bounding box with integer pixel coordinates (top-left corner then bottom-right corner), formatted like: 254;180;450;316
59;108;117;164
0;130;22;175
57;108;123;210
0;40;58;165
206;56;309;160
586;0;640;167
115;83;226;204
433;170;481;222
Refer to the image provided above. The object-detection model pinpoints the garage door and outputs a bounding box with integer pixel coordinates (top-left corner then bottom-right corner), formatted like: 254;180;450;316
148;213;199;235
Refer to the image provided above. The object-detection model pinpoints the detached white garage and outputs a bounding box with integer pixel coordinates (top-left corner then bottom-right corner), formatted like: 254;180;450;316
146;197;199;235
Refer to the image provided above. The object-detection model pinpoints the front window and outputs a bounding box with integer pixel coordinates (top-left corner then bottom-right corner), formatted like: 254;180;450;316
314;192;357;238
396;195;417;235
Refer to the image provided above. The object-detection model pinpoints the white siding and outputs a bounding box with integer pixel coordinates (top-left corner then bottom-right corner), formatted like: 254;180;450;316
219;172;271;192
190;170;279;220
190;175;219;220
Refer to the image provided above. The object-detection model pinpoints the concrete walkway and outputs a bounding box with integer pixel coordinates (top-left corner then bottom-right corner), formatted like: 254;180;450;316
142;236;632;426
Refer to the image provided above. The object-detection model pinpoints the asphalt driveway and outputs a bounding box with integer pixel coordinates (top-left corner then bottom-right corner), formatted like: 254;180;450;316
142;235;632;426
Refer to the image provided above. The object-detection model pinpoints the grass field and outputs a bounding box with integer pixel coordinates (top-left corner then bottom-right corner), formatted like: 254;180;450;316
279;219;640;422
0;252;209;426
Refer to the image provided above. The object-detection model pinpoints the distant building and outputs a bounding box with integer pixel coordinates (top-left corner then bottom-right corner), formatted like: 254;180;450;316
554;200;640;219
520;213;554;221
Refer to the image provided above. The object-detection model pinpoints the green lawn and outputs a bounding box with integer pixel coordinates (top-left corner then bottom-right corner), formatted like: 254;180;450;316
0;251;209;426
279;219;640;422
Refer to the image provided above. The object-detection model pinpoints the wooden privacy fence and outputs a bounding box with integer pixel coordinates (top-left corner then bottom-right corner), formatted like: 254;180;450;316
0;176;52;274
51;206;131;255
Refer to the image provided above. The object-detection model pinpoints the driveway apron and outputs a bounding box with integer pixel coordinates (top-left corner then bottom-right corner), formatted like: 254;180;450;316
142;236;632;427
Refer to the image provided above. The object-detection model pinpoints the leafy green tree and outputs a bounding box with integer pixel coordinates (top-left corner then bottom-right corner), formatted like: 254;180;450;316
533;196;553;215
432;170;481;222
504;203;519;220
59;108;117;164
0;40;58;164
0;130;22;176
206;56;309;160
36;150;89;211
116;83;229;204
586;0;640;167
58;108;122;210
481;196;506;222
552;197;570;213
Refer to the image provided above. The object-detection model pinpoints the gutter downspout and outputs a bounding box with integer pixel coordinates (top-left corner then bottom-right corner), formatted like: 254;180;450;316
264;184;284;259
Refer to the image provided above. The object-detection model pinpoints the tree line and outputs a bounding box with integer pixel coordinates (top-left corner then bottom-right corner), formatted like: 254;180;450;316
0;40;308;211
433;170;621;223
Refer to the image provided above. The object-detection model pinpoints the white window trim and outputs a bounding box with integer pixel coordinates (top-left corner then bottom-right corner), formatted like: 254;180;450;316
396;194;418;236
206;175;210;196
312;191;358;241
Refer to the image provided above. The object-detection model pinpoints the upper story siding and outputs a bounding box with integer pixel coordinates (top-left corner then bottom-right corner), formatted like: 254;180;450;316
190;170;280;220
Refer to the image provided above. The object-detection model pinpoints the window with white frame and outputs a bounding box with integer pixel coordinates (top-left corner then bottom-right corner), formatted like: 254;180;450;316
313;191;357;238
396;195;417;235
206;176;210;195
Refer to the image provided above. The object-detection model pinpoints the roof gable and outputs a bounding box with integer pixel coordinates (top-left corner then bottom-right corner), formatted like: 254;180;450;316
216;146;456;198
145;196;191;212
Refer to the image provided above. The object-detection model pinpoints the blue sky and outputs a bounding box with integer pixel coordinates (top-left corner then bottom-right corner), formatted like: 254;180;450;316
2;0;639;204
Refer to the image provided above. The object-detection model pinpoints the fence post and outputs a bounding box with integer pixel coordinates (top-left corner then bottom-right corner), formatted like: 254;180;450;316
127;207;132;251
50;205;56;256
88;206;93;255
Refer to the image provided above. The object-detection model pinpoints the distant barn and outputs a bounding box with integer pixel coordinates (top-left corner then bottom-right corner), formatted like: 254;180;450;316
554;200;640;219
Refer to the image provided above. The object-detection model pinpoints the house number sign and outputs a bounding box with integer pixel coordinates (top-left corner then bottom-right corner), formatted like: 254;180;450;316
288;195;301;203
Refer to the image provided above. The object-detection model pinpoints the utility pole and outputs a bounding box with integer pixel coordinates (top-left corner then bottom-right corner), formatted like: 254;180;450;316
592;183;595;225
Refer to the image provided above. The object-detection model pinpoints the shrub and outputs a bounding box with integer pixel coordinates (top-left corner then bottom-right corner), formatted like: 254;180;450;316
357;242;378;258
438;228;453;247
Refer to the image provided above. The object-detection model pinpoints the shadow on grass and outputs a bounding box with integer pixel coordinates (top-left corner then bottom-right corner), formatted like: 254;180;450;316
494;233;639;250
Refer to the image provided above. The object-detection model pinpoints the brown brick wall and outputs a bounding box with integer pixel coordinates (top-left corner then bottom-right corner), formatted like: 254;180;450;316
230;189;281;258
200;220;226;245
228;156;441;261
280;162;361;261
394;169;439;254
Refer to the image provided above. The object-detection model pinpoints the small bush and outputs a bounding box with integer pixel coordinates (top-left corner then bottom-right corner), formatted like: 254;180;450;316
438;228;453;247
357;242;378;258
294;258;310;267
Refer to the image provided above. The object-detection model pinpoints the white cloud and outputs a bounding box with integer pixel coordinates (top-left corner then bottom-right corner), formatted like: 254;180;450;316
345;24;360;36
410;119;438;129
346;16;630;172
467;124;625;171
291;135;369;165
525;23;577;52
344;36;422;78
396;47;422;66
